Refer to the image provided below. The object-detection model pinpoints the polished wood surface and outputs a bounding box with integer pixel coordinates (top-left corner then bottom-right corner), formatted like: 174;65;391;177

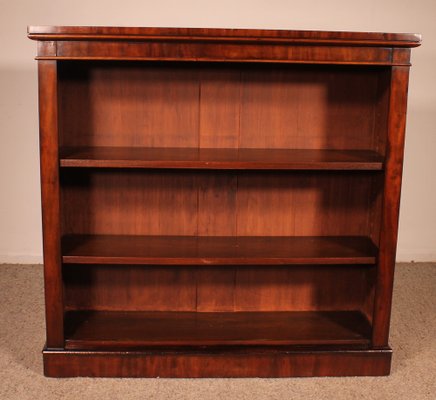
62;235;377;265
63;264;374;317
48;42;398;65
60;147;384;170
30;26;419;377
28;27;420;65
64;310;371;349
43;348;392;378
60;170;379;237
373;66;410;347
38;61;64;348
28;26;421;47
58;63;385;150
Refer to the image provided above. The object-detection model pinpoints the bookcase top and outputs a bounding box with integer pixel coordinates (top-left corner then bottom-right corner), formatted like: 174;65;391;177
28;26;421;47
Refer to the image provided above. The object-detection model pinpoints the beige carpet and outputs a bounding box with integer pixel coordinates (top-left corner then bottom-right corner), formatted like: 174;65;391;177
0;263;434;399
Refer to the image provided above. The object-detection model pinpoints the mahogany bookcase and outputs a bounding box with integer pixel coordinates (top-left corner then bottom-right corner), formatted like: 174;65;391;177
28;26;420;378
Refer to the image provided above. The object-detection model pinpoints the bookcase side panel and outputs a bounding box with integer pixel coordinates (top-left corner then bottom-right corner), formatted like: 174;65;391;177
38;60;64;348
373;65;410;346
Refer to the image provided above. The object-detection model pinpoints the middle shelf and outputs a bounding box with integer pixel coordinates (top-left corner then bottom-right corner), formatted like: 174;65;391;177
62;235;378;265
60;147;384;170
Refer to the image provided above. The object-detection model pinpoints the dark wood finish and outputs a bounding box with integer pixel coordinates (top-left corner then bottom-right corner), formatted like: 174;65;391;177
60;147;383;170
63;265;374;316
61;235;377;265
60;170;378;237
30;26;419;378
43;348;392;378
37;41;56;57
57;62;385;151
28;26;421;47
392;48;412;64
38;61;64;348
368;69;391;245
50;42;397;66
373;66;410;347
64;311;371;348
28;27;420;65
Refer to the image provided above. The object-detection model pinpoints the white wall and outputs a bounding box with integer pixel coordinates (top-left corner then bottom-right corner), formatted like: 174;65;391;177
1;0;435;263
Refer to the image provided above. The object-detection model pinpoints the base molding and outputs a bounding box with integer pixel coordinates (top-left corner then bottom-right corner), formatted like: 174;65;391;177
43;347;392;378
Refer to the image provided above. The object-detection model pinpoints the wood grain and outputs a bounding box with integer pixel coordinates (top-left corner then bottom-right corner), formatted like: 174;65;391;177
373;66;410;347
63;264;374;313
38;61;64;348
60;147;384;170
58;62;200;148
63;310;371;349
61;170;378;238
61;170;198;236
43;348;392;377
199;68;240;148
236;172;376;236
48;42;398;66
28;26;421;47
30;25;419;377
58;62;385;151
61;235;377;265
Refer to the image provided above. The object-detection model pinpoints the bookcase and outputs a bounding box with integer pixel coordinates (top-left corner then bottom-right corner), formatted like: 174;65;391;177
28;26;420;378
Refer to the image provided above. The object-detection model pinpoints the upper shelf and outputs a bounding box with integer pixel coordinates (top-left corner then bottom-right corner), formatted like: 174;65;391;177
60;147;384;170
27;26;421;48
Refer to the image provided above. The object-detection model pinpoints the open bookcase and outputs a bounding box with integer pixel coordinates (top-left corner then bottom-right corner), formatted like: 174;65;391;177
28;26;420;377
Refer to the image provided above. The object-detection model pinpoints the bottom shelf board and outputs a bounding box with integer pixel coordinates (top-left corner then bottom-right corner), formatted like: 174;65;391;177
64;310;371;349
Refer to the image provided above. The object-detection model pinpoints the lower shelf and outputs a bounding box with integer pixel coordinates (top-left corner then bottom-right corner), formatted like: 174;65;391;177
64;310;371;349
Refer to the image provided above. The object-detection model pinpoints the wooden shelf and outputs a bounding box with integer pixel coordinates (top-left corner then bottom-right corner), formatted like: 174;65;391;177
62;234;378;265
60;147;384;170
64;310;371;349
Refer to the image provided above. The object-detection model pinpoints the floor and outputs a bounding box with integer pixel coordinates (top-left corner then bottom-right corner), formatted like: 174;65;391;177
0;263;435;399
